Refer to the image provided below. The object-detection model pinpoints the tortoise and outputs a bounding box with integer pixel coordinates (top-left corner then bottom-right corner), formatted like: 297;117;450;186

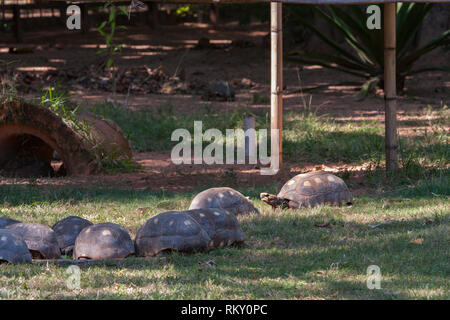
0;217;20;229
0;229;32;264
5;223;61;259
206;81;235;101
189;187;260;216
260;171;353;209
186;208;245;249
73;222;135;260
52;216;93;256
135;211;211;257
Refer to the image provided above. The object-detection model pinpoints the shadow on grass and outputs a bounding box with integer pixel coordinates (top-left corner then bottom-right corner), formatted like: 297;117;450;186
2;211;447;299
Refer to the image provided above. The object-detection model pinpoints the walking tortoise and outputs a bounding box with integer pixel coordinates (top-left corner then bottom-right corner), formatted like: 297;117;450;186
260;171;353;209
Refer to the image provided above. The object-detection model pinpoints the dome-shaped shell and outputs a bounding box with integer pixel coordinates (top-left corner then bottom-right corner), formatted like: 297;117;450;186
278;171;353;208
73;222;135;260
52;216;93;256
186;208;245;249
0;229;32;264
135;211;211;257
189;187;260;216
5;223;61;259
0;217;20;229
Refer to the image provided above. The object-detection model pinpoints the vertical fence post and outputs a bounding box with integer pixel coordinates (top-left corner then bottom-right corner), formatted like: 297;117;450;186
145;2;158;28
13;5;23;43
384;3;398;172
270;1;283;169
244;114;256;163
209;4;219;26
81;3;89;34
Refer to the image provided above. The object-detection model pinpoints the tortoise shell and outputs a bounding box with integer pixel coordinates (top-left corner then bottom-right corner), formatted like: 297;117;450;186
186;208;245;249
52;216;93;256
278;171;353;208
0;217;20;229
5;223;61;259
73;222;135;260
189;187;260;216
0;229;32;264
135;211;211;257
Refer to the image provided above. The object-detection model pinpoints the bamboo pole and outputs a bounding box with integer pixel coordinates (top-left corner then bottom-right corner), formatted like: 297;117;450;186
270;2;283;169
384;3;398;172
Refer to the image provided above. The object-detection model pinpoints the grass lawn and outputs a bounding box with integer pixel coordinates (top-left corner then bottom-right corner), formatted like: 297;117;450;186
0;176;448;299
0;97;448;300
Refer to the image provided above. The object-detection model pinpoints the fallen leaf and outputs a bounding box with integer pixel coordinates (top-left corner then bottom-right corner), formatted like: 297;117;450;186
136;207;150;215
410;238;424;244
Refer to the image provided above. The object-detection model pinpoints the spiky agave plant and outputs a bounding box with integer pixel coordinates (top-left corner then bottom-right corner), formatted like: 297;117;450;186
287;3;450;97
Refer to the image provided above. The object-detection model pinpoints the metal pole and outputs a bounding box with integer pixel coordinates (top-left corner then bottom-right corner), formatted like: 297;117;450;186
384;3;398;171
270;1;283;168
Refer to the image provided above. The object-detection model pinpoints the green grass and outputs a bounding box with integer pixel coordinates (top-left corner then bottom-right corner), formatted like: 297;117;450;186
1;95;448;299
86;102;448;171
0;181;448;300
86;102;259;152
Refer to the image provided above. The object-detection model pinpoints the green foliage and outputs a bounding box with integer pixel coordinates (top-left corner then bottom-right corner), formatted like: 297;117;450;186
175;4;197;18
283;4;315;48
87;102;261;152
97;2;128;97
88;98;448;190
0;60;20;104
40;87;88;136
287;4;450;96
40;88;139;174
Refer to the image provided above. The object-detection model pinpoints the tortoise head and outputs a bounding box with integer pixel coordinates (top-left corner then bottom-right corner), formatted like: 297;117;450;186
260;193;282;208
260;193;290;209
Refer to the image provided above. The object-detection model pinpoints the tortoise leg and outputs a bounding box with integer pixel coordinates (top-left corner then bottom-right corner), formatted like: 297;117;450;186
288;200;300;209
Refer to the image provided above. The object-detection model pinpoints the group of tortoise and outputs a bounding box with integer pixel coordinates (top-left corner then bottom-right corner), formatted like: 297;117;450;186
0;171;352;264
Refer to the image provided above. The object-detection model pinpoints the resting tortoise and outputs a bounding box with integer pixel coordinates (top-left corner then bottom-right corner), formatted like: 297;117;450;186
186;208;245;249
5;223;61;259
260;171;353;209
73;222;135;260
52;216;93;256
0;229;32;264
0;217;20;229
135;211;211;256
189;187;260;216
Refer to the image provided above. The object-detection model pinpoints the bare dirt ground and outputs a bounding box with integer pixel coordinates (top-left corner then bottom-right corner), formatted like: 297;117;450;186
0;23;448;193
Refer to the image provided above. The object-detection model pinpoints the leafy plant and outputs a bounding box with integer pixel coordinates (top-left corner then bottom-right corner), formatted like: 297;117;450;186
40;87;140;174
97;2;129;103
287;3;450;96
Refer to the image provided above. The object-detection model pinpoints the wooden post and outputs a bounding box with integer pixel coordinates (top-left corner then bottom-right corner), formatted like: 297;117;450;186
145;2;158;28
13;5;23;43
209;4;219;26
81;3;89;34
59;2;66;25
270;2;283;168
244;114;256;162
384;3;398;172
